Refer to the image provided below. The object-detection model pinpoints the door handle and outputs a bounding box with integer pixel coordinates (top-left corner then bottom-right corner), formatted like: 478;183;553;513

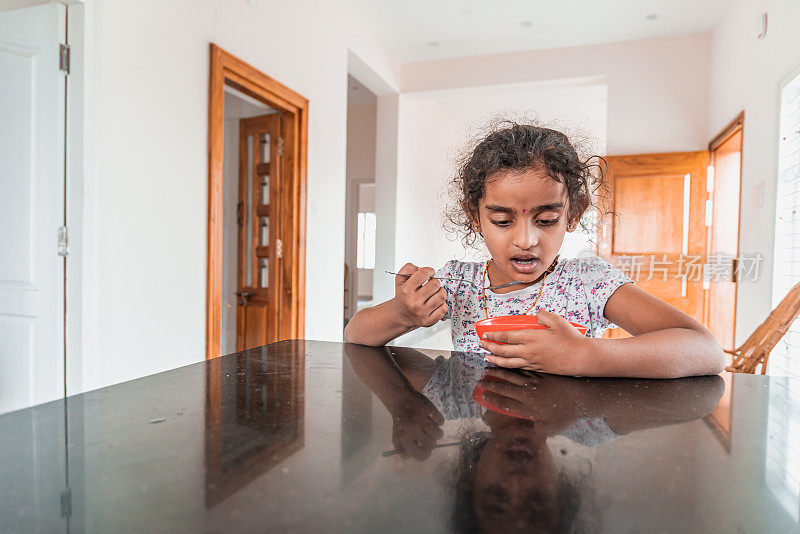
236;290;254;307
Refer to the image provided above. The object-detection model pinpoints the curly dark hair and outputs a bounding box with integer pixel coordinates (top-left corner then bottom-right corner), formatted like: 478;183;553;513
445;430;595;534
445;120;607;248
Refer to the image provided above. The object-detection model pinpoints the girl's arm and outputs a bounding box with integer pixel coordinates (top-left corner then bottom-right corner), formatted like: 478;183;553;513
344;264;447;346
480;283;726;378
591;283;725;378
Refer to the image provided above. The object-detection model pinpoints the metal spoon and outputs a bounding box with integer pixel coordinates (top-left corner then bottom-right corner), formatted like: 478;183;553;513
385;271;530;291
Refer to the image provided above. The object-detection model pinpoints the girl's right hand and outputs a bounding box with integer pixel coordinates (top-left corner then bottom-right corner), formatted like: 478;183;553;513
393;263;448;328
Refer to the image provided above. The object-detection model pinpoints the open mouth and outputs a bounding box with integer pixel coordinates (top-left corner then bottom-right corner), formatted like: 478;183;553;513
510;254;539;273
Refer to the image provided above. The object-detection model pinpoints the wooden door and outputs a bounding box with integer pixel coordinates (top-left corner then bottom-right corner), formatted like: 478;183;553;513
598;152;709;338
236;114;283;351
705;117;743;350
0;3;66;413
207;46;308;360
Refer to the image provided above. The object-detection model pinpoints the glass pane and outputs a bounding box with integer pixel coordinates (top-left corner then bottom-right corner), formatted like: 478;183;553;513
260;258;269;288
261;133;270;164
246;135;254;287
356;212;377;270
261;175;269;205
260;217;269;246
364;212;376;270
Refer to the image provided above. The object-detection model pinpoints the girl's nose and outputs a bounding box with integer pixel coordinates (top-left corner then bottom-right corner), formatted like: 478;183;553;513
514;221;539;250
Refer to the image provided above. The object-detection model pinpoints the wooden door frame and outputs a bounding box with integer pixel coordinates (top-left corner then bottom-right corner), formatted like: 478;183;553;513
206;44;308;360
704;111;744;340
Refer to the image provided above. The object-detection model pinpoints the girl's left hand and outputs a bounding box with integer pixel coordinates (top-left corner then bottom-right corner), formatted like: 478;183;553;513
479;309;590;375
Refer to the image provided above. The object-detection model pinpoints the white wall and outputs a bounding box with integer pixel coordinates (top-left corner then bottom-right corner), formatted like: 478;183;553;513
400;34;711;155
373;94;401;304
78;0;399;391
344;102;377;321
346;105;377;181
221;118;239;356
708;0;800;349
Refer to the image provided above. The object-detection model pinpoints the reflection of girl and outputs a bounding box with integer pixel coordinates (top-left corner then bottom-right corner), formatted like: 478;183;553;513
345;122;724;379
424;355;608;533
344;344;724;533
446;367;606;533
422;353;617;448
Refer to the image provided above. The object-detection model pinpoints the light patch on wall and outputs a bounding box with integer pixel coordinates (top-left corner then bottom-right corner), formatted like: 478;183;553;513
752;181;765;210
356;212;376;269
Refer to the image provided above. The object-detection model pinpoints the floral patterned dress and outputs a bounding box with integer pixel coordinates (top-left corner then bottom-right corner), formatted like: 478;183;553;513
435;254;633;354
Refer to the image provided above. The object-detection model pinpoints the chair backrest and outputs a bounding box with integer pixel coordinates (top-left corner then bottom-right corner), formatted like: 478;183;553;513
728;280;800;374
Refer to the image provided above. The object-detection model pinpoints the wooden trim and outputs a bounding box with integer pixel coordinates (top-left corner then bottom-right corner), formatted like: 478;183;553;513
207;46;225;361
295;107;308;339
206;44;308;360
709;111;744;152
705;111;744;343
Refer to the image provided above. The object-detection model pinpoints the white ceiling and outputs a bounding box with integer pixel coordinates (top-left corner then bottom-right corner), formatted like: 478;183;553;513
345;0;734;63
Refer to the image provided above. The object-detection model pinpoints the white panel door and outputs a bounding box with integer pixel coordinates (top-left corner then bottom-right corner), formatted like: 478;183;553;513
0;2;66;414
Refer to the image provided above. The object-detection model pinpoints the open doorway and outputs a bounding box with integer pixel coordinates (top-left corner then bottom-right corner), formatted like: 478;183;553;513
220;87;280;355
343;76;377;328
207;45;308;359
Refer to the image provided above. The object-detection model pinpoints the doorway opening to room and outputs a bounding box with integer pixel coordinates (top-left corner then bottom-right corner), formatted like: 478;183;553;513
343;75;377;329
207;45;308;359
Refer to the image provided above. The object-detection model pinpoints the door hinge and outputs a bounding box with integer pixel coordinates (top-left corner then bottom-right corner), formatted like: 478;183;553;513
277;137;285;156
57;226;69;257
60;488;72;518
276;238;283;259
236;201;243;227
59;43;70;74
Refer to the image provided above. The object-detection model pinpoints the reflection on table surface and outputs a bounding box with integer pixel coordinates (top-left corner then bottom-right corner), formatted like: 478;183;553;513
0;340;798;533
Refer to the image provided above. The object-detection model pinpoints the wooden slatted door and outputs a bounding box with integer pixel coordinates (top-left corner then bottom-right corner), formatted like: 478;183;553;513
236;114;283;351
598;152;710;338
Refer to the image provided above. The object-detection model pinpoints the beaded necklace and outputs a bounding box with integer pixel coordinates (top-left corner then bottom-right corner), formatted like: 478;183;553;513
481;256;560;319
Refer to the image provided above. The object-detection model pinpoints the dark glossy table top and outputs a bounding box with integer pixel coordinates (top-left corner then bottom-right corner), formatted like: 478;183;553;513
1;340;799;533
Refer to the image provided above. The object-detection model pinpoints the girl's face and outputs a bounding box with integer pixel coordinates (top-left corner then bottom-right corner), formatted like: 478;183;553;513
472;418;560;532
475;168;577;292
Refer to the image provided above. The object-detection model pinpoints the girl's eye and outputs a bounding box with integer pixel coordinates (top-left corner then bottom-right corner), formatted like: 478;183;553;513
490;219;511;227
537;218;559;226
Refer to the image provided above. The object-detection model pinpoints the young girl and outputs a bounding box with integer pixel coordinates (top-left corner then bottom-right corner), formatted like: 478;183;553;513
344;122;725;378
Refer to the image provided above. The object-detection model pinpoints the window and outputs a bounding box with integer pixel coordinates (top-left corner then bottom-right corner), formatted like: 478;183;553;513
771;72;800;377
768;69;800;523
356;212;376;270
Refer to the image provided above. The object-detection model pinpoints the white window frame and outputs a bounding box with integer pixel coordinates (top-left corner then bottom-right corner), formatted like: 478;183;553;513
767;66;800;523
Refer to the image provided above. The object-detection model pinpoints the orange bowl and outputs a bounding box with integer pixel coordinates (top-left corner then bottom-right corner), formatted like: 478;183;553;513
474;314;588;343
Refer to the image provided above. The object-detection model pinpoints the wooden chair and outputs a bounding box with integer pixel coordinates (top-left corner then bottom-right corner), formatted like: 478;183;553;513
725;281;800;374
